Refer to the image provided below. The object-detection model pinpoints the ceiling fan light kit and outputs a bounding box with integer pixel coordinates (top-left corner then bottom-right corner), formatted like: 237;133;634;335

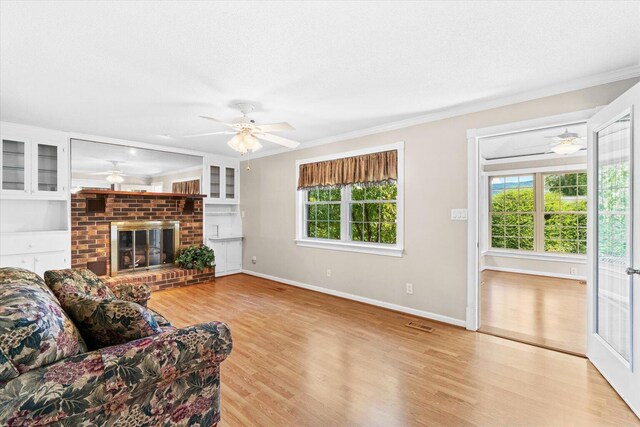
550;140;582;154
189;103;300;155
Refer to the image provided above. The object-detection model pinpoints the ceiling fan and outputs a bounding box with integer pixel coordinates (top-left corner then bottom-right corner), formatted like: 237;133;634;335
545;128;586;154
88;161;127;183
184;103;300;155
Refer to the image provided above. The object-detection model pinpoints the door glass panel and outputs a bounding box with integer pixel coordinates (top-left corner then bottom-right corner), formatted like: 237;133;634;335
162;228;175;264
2;139;25;191
148;229;161;267
210;166;220;198
225;167;235;199
118;230;134;271
37;144;58;192
597;113;632;362
134;230;148;269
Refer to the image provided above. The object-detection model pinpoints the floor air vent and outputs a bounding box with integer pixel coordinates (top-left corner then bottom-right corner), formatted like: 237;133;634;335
406;322;435;333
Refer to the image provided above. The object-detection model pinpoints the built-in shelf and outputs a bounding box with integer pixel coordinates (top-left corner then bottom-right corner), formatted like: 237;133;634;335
205;212;236;216
208;235;244;241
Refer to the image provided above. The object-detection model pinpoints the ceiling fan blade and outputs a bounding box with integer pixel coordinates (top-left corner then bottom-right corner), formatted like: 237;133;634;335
199;116;234;127
183;131;235;138
256;133;300;149
254;122;295;133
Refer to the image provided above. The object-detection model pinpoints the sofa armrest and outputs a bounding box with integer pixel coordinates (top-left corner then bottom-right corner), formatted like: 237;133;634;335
106;282;151;306
101;322;232;393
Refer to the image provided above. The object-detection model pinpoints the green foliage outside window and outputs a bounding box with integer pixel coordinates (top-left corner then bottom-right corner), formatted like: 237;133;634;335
490;172;587;255
350;183;397;244
307;188;341;239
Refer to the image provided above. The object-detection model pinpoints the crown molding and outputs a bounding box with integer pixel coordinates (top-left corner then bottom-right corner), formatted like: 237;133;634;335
244;64;640;161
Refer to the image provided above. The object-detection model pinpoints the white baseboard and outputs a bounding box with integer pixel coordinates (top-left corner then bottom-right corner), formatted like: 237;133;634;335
481;266;587;281
241;269;467;328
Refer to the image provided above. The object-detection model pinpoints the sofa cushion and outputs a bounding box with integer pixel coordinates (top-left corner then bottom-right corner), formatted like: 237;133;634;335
0;268;88;378
61;294;162;350
44;268;116;301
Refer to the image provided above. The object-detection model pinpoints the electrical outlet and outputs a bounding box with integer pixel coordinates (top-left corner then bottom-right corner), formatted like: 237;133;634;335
406;283;413;294
241;210;246;218
251;256;257;264
570;267;578;275
326;269;332;277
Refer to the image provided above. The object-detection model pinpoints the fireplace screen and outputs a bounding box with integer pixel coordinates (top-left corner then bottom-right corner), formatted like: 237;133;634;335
111;221;180;276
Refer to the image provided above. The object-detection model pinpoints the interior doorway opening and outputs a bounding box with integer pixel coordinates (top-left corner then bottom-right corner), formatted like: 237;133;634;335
475;120;589;355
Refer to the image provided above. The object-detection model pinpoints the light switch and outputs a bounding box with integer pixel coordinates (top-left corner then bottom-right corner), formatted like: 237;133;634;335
451;209;468;221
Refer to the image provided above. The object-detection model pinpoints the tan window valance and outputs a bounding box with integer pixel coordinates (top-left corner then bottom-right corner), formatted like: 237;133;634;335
297;150;397;190
172;179;201;195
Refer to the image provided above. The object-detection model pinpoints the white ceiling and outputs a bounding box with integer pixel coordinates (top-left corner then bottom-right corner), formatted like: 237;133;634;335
480;124;587;160
1;1;639;158
71;139;201;178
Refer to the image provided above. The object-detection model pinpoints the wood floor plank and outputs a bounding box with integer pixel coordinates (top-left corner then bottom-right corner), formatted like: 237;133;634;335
148;273;637;426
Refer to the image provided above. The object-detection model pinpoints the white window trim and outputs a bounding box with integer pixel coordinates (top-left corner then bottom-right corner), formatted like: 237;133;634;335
295;141;405;257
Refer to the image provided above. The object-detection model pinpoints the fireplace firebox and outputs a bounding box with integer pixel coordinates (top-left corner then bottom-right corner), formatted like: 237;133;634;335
110;220;180;276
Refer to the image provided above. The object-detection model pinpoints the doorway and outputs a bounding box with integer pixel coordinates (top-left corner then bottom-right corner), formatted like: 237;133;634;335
471;115;592;356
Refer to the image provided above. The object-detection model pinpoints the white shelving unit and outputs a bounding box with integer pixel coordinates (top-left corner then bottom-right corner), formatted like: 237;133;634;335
0;122;71;275
202;155;242;276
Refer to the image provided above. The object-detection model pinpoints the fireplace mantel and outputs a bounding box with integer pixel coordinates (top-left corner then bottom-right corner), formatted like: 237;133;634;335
77;189;206;198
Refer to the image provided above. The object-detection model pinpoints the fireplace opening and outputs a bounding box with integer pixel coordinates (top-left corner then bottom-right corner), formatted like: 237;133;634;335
110;221;180;276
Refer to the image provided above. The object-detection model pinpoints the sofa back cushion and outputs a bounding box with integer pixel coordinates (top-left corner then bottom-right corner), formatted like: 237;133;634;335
61;294;162;350
0;268;88;379
44;268;115;301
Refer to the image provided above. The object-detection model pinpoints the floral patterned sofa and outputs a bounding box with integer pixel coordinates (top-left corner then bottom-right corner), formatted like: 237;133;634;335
0;267;232;426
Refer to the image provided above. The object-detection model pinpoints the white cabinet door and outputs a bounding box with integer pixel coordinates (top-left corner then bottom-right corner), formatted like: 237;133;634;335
0;254;34;271
31;139;67;197
224;166;238;202
226;240;242;271
210;241;227;274
33;252;68;277
0;136;32;195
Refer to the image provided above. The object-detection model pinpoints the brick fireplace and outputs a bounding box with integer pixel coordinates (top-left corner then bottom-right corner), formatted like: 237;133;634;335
71;190;215;291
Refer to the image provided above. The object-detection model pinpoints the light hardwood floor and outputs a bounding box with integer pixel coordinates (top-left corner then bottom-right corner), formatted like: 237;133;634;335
148;273;637;426
480;270;586;356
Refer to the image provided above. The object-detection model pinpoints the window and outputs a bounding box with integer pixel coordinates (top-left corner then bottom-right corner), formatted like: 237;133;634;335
305;188;341;240
490;175;535;250
489;171;587;255
543;172;587;254
350;183;398;244
296;143;404;256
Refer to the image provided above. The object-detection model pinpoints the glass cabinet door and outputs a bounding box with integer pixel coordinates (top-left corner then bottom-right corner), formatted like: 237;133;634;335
2;139;27;192
225;167;235;199
35;143;59;193
210;165;220;199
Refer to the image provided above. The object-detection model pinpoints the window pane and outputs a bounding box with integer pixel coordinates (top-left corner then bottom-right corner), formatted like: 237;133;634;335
329;204;340;221
351;203;364;222
329;188;342;201
351;223;364;241
365;186;381;200
351;185;365;201
329;222;341;239
381;223;396;244
307;222;317;238
381;183;398;200
317;205;328;220
381;203;397;222
364;203;381;222
316;222;328;239
307;189;318;202
363;222;380;242
307;205;317;221
317;189;331;201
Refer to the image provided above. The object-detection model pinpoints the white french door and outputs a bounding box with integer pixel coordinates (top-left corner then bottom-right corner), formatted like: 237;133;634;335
587;82;640;417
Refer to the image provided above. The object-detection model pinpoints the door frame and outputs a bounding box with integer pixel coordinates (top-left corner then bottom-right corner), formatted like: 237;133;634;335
466;107;601;330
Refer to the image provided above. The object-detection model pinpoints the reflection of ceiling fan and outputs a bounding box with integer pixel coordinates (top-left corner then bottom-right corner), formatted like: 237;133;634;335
89;161;127;183
184;103;300;155
545;128;586;154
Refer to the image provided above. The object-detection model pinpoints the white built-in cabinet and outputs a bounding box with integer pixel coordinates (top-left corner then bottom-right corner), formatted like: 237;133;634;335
0;122;71;275
202;155;242;276
203;158;238;204
1;129;69;199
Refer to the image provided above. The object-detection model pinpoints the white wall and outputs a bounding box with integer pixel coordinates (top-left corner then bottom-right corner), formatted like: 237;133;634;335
240;78;639;325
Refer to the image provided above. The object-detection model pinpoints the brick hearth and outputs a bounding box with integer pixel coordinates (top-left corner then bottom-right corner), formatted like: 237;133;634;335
71;190;215;290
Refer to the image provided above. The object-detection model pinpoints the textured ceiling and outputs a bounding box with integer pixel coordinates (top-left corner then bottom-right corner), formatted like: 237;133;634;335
1;1;639;158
